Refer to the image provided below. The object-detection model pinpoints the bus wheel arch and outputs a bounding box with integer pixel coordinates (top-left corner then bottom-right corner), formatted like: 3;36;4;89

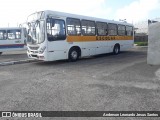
113;43;120;55
68;46;81;62
0;52;2;55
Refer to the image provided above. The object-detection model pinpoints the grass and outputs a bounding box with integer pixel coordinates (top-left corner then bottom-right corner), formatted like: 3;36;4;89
135;42;148;46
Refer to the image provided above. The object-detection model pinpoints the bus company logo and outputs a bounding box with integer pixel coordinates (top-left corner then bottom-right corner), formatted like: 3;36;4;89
2;112;11;117
96;36;116;41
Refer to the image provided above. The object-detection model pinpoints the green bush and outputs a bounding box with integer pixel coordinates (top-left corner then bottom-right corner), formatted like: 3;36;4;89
135;42;148;46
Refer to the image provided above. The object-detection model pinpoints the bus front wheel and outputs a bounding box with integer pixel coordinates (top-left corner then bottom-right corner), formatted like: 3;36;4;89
68;48;79;62
113;44;120;55
0;52;2;55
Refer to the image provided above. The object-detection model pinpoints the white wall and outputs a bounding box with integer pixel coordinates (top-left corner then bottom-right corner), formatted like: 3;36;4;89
147;22;160;65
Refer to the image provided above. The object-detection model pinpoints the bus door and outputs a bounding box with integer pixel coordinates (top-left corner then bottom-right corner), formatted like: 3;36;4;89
46;18;67;59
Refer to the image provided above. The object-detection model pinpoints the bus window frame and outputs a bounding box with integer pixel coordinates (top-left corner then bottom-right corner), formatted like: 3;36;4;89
0;30;7;40
117;24;126;36
81;19;96;36
46;18;66;41
7;29;22;40
96;21;108;36
108;23;118;36
66;17;81;36
126;25;133;36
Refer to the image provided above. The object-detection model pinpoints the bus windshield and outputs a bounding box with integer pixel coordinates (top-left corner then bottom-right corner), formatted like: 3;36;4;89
27;11;44;22
27;20;45;44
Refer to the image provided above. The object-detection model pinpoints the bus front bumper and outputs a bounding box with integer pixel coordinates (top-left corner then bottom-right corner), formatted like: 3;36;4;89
27;50;47;61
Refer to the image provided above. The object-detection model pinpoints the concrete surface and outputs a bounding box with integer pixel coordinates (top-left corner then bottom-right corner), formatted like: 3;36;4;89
147;22;160;65
0;50;37;66
0;47;160;120
0;50;28;63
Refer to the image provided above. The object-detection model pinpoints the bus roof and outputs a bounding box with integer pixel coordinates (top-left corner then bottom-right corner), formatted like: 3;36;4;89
0;27;25;30
44;10;133;26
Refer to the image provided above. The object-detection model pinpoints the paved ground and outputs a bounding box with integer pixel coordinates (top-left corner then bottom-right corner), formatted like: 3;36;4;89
0;47;160;120
0;50;28;63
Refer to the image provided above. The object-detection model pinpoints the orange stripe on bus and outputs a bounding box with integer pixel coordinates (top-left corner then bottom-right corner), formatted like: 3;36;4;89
67;36;133;42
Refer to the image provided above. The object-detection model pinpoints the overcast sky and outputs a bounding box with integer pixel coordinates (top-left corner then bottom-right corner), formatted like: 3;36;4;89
0;0;160;27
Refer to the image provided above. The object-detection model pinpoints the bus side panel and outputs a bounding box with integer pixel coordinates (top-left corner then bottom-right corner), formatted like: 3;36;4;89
0;28;27;52
81;42;96;57
47;41;68;61
107;39;133;52
95;41;109;55
121;40;134;51
81;41;110;57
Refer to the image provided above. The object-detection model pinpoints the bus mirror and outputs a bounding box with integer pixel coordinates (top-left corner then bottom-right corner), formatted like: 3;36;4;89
27;22;31;28
19;24;22;28
36;20;40;23
27;29;30;34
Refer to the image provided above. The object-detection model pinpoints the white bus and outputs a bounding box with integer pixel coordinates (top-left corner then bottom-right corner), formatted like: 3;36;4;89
0;27;27;55
26;10;134;62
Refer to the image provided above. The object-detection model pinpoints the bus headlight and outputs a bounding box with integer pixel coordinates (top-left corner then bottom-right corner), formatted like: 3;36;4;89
39;46;46;54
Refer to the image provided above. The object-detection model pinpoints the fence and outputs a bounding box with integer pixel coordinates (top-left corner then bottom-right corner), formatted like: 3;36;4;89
134;35;148;42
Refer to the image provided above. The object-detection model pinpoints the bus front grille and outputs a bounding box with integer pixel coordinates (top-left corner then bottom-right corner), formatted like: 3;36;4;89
29;46;39;50
31;55;38;58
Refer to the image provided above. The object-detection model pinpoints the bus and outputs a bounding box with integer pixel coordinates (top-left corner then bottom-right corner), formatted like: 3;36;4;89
26;10;134;62
0;27;27;55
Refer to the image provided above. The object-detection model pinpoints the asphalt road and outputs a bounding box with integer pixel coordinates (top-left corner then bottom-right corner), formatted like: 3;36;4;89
0;47;160;120
0;50;28;63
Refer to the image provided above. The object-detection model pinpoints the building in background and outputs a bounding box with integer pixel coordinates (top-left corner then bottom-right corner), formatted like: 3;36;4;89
134;18;160;42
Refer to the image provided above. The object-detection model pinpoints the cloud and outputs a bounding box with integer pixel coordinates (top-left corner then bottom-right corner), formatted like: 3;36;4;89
35;0;112;18
115;0;160;23
0;0;112;27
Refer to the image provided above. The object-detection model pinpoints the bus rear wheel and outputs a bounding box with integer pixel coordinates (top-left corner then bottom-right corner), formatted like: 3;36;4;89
68;48;79;62
0;52;2;55
113;44;120;55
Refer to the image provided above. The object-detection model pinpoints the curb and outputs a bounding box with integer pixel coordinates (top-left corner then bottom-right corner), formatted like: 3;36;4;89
0;59;37;66
134;46;148;48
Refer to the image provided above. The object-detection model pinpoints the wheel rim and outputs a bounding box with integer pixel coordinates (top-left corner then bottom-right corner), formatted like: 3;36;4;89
115;47;119;54
71;51;78;59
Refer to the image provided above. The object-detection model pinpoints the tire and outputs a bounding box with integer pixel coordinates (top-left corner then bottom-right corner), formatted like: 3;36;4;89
0;52;2;55
113;44;120;55
68;48;79;62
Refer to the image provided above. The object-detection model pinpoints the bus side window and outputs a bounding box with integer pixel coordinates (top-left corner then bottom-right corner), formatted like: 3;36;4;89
66;18;81;36
0;30;7;40
7;30;21;40
82;29;85;35
16;31;21;39
47;18;66;41
108;23;117;36
126;26;133;36
81;20;95;36
118;24;125;36
7;31;15;40
96;22;108;36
